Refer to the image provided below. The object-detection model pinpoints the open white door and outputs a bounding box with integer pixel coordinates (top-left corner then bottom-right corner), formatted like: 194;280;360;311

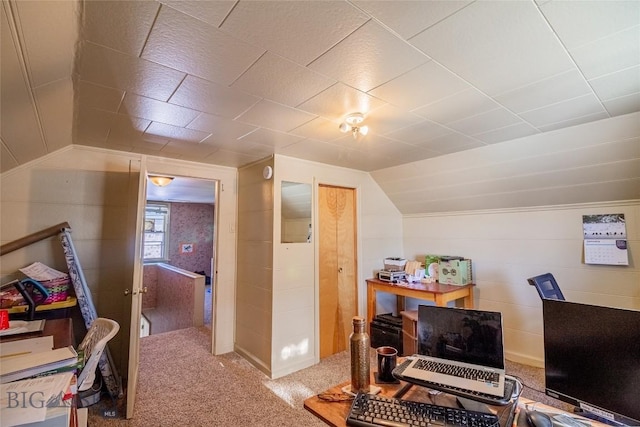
126;168;148;418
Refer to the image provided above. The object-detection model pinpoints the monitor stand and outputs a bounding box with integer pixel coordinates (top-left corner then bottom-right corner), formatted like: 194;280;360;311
573;408;625;426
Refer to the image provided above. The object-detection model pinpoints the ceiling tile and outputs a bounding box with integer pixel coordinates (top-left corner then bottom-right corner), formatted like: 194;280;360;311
203;149;266;168
170;75;259;119
418;133;486;155
364;104;424;136
78;42;186;102
187;113;257;141
289;116;344;142
369;61;471;110
1;6;47;164
220;1;368;66
238;128;305;150
540;1;640;49
413;88;499;124
472;122;540;144
74;107;115;143
570;25;640;79
76;80;124;112
409;1;575;95
589;65;640;101
235;99;316;132
353;1;472;40
83;0;160;56
107;115;151;147
519;93;606;127
385;120;452;146
309;20;429;92
494;69;592;113
33;78;73;152
144;122;210;144
160;140;217;157
1;144;18;172
297;83;387;122
159;0;235;27
447;108;523;135
278;138;361;166
15;1;77;88
120;93;200;127
603;92;640;116
142;5;264;85
538;111;610;132
231;52;335;106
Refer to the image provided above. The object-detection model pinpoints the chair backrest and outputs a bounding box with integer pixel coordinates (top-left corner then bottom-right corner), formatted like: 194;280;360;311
527;273;565;300
77;318;119;392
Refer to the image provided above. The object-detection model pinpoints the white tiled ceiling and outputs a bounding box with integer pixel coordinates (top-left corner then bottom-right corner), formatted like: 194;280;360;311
2;0;639;175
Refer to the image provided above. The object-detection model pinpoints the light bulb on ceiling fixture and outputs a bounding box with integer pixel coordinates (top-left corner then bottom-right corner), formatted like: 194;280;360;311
149;175;175;187
339;112;369;139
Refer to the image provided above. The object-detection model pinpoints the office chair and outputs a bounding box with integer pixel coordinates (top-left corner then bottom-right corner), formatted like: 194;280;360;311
527;273;565;300
77;318;120;392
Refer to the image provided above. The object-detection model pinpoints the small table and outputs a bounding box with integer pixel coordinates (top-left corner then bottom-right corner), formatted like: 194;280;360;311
366;278;474;332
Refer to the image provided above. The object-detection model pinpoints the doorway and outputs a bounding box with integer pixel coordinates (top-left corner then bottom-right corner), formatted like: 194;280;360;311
318;184;358;358
142;176;217;335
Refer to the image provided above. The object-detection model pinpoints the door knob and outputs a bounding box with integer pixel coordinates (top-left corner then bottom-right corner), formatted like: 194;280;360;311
338;267;343;273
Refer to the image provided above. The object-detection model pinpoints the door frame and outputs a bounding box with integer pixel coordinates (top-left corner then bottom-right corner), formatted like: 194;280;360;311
126;169;220;418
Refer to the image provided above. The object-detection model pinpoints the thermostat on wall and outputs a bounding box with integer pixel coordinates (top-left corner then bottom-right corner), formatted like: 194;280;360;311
263;165;273;179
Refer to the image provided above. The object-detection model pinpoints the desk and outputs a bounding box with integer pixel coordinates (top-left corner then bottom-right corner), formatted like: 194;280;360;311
366;278;474;332
0;318;74;348
304;372;517;427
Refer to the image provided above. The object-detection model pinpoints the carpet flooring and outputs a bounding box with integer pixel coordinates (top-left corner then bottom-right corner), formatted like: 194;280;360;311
87;326;572;426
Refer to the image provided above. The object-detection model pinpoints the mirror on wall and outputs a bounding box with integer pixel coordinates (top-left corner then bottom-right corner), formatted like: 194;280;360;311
281;181;312;243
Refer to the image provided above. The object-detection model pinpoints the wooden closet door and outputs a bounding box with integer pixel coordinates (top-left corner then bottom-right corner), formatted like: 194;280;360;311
319;185;357;358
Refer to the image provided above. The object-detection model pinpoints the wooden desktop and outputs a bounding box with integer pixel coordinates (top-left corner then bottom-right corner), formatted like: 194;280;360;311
304;371;609;427
304;370;517;427
366;278;475;332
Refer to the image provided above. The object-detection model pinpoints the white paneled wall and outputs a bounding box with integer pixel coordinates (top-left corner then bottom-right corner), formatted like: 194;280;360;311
235;158;274;374
0;146;240;376
0;146;138;374
403;201;639;366
270;155;403;378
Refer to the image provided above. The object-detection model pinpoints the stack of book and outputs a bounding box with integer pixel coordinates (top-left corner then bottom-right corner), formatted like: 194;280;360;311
0;337;82;427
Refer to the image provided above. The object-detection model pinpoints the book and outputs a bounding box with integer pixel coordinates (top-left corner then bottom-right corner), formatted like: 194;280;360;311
0;336;54;359
0;346;78;384
1;372;75;427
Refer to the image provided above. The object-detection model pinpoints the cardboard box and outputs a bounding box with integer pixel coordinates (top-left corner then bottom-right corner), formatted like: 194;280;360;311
438;259;473;285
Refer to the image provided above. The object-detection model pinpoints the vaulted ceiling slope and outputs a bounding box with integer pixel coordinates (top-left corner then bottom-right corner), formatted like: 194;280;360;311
1;1;639;209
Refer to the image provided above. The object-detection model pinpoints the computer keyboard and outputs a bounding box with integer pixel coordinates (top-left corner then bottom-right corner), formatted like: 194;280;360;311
412;359;500;384
392;359;519;406
346;392;501;427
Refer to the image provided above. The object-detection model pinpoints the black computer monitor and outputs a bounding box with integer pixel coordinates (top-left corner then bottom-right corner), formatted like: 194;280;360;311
542;299;640;426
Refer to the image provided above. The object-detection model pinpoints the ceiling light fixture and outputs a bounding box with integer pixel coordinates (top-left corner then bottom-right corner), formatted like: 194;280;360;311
149;175;175;187
339;112;369;139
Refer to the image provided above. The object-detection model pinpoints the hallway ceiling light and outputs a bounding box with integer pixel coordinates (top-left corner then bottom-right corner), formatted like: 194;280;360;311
339;113;369;139
149;175;175;187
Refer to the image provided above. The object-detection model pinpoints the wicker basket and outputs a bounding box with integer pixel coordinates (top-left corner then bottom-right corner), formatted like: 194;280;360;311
39;277;71;304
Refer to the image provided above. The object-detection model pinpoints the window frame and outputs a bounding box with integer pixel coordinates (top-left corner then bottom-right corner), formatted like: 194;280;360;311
143;202;171;262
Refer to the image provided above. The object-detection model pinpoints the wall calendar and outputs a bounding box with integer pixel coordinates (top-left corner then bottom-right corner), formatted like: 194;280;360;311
582;213;628;266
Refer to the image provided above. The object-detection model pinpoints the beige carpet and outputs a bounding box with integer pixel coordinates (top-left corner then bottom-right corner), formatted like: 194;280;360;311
87;327;571;426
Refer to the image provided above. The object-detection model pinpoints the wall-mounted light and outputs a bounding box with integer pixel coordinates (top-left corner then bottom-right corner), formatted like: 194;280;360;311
149;175;175;187
339;112;369;139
